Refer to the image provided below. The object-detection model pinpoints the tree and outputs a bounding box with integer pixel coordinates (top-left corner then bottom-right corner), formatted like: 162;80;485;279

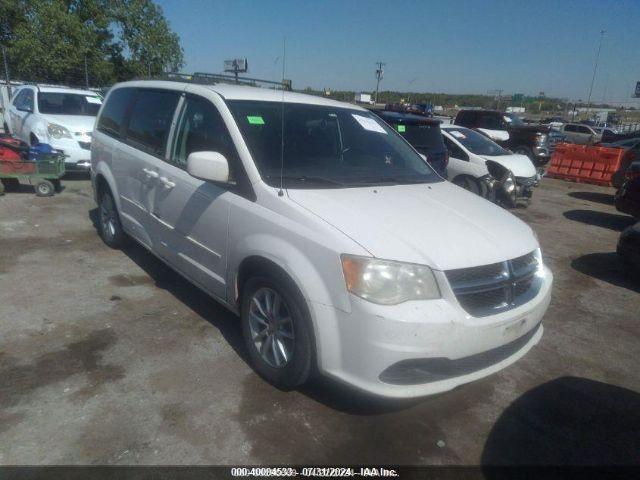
110;0;184;79
1;0;183;86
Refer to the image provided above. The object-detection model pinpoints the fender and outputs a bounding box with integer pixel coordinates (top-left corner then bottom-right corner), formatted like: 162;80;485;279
228;233;353;374
228;232;349;313
92;160;120;211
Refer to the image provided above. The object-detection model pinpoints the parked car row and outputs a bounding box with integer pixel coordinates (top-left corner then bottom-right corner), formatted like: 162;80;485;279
90;79;552;398
372;110;539;208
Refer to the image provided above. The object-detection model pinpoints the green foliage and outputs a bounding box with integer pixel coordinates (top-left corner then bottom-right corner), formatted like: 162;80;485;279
0;0;183;86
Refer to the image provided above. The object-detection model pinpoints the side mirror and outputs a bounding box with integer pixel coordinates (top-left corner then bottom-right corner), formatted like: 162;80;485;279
187;151;229;183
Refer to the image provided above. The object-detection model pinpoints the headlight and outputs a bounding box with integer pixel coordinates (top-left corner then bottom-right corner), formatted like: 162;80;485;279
536;133;548;145
47;123;72;139
503;172;516;193
341;255;441;305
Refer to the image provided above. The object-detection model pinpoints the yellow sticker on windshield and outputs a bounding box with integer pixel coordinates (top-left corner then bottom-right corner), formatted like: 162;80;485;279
247;115;265;125
397;125;406;133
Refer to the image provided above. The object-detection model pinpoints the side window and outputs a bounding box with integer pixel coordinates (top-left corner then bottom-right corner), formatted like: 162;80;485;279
577;126;591;134
171;95;239;177
444;136;469;161
97;88;134;138
12;89;28;108
564;125;576;132
22;89;34;110
125;89;180;155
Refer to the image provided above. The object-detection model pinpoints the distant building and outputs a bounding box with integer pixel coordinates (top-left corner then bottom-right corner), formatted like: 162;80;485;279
506;106;525;113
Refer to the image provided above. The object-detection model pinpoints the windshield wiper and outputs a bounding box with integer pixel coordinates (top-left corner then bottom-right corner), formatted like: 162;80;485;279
266;175;347;187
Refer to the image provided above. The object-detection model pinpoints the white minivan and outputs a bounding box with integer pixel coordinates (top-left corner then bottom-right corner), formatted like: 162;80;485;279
91;80;553;398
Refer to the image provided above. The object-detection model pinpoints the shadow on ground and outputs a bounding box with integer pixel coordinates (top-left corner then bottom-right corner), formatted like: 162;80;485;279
571;252;640;293
88;208;248;366
563;209;635;232
567;191;615;206
481;376;640;470
88;207;424;417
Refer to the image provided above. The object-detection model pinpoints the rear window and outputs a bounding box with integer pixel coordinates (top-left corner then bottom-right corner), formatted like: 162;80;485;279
97;88;134;138
125;90;180;155
396;123;446;155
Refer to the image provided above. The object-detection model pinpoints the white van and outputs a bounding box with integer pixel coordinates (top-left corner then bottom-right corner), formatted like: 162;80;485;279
91;80;552;398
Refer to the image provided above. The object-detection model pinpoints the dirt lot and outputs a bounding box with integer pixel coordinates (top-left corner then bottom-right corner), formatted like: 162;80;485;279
0;177;638;465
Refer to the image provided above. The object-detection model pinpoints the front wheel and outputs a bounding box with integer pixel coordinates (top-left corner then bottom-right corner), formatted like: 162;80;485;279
241;274;314;390
98;189;127;248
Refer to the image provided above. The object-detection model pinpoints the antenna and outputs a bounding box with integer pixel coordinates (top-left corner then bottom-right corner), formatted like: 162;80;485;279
278;37;286;197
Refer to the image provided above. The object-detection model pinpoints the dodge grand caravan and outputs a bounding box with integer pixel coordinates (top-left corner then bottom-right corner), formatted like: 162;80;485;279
91;80;553;398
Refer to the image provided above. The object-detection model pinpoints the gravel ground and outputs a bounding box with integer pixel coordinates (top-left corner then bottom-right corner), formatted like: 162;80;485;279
0;176;638;465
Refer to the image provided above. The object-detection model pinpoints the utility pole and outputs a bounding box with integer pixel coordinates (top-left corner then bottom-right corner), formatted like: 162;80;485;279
374;61;385;105
586;29;605;117
2;46;11;98
84;54;89;89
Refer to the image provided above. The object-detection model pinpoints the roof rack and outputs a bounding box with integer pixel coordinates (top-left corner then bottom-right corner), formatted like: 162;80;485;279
161;72;292;91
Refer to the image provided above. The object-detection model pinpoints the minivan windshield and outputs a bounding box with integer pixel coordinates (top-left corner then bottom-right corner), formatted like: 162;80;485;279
445;127;510;156
227;101;441;188
38;92;102;116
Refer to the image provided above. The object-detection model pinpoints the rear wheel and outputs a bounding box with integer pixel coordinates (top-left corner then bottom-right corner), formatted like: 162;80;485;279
35;180;54;197
241;273;314;390
98;189;127;248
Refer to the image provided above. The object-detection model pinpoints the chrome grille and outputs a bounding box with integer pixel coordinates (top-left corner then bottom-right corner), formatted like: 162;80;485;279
446;251;542;317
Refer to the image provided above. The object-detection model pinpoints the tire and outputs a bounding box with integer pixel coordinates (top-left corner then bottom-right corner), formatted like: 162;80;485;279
453;176;481;196
35;180;54;197
97;188;127;248
240;273;314;390
513;146;534;160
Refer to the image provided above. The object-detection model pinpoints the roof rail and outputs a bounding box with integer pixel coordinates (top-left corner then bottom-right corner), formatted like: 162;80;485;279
161;72;292;91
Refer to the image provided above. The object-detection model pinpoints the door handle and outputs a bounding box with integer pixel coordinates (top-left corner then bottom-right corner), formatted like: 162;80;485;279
159;176;175;189
142;168;159;179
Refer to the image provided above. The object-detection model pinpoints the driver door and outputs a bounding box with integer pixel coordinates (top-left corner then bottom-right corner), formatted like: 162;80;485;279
9;88;33;140
150;93;237;299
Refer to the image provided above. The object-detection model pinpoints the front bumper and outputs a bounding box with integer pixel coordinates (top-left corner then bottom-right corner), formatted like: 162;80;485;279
311;266;552;398
47;137;91;171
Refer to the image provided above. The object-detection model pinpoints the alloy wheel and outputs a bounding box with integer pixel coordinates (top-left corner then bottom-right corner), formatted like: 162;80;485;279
248;287;295;368
100;194;117;241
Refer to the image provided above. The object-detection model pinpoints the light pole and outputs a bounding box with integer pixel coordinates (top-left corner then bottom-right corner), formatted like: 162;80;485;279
374;61;385;105
586;29;605;117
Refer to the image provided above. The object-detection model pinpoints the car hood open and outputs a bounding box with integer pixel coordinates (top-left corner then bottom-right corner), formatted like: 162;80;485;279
41;114;96;134
482;154;537;178
287;181;538;271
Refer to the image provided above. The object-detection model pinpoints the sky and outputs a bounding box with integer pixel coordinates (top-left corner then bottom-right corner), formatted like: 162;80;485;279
155;0;640;104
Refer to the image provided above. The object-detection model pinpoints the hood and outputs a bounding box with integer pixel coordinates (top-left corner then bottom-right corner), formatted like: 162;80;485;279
287;181;538;271
482;154;537;178
40;114;96;134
